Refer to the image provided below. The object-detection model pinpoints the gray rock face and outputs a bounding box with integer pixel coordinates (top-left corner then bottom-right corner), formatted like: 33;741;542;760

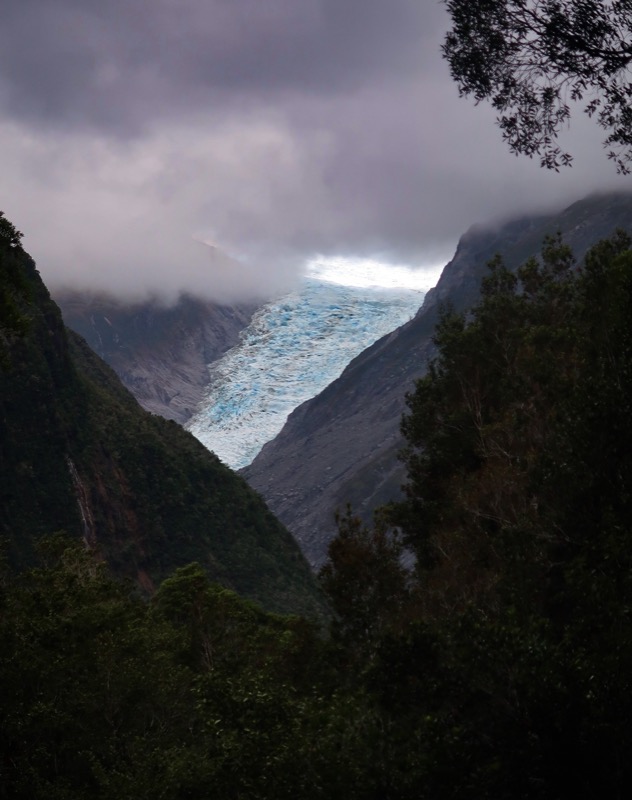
242;192;632;568
55;292;256;424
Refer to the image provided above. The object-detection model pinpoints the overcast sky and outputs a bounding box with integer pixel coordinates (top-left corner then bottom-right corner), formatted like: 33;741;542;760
1;0;628;302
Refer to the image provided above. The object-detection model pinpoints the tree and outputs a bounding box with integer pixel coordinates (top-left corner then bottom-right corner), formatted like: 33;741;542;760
394;235;581;619
386;233;632;794
314;234;632;796
319;507;411;662
0;211;29;352
443;0;632;172
0;211;23;249
0;540;354;800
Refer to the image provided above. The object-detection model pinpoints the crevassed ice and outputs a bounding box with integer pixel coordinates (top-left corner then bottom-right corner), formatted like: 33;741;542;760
187;258;439;470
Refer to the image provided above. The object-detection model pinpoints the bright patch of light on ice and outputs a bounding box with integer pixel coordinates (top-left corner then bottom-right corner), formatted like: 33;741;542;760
187;256;442;470
307;255;442;291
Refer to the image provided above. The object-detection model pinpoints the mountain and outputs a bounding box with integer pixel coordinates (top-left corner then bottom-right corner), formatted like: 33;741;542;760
242;191;632;567
55;290;256;424
0;219;324;617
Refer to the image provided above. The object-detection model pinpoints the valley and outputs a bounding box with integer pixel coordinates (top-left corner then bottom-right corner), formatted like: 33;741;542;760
5;0;632;791
57;192;632;568
1;228;324;616
5;193;632;797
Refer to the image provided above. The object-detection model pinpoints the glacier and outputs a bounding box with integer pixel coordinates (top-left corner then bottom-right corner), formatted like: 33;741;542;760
187;258;438;469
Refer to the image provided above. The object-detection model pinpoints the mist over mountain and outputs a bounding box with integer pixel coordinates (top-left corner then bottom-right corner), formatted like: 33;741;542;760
3;1;627;308
0;221;324;616
11;189;629;579
56;290;257;424
243;192;632;566
49;192;632;572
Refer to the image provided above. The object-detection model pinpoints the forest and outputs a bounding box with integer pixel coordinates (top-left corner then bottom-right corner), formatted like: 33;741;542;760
0;216;324;620
3;227;632;798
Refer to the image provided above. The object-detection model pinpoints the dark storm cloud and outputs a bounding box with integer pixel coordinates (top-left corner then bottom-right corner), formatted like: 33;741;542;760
0;1;627;300
0;0;430;133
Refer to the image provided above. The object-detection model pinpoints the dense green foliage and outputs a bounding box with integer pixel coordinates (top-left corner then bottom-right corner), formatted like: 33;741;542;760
0;211;29;358
443;1;632;172
0;210;23;249
5;209;632;797
0;218;324;617
321;232;632;797
0;538;348;799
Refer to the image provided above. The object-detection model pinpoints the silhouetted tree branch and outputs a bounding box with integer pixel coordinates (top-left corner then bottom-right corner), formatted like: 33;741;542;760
443;0;632;172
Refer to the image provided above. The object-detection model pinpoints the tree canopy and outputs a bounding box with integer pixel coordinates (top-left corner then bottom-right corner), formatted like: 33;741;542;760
320;232;632;796
443;0;632;172
0;211;23;249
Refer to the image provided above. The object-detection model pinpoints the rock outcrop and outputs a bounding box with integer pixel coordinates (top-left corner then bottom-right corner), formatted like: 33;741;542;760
55;291;256;424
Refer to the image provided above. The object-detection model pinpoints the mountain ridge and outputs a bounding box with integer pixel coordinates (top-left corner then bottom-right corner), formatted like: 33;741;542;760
0;226;324;617
55;290;256;424
243;191;632;566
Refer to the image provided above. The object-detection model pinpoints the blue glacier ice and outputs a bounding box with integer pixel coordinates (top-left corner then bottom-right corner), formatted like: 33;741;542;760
187;258;438;469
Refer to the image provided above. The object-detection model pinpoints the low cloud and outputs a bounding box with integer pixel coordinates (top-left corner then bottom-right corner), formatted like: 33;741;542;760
1;1;628;303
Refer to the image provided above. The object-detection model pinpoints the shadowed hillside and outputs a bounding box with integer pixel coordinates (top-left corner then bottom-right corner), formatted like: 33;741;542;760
0;215;324;617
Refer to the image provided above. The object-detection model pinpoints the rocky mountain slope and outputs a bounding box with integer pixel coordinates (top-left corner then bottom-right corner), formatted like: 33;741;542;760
243;191;632;567
55;291;256;424
0;219;323;616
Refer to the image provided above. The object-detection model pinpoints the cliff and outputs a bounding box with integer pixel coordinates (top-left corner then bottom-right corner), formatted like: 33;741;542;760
55;291;256;424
